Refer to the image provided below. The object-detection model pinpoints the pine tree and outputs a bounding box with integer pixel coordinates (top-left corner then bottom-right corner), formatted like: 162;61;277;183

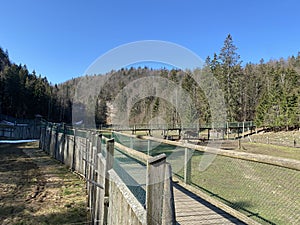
218;34;242;121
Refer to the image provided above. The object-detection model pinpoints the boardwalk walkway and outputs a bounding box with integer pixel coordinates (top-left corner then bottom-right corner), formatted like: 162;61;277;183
114;149;246;224
173;184;246;225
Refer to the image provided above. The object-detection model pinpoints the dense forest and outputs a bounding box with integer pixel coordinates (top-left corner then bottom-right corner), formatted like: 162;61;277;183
0;48;72;122
1;34;299;130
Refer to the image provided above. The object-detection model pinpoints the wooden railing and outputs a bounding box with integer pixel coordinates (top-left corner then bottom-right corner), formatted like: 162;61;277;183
39;124;176;225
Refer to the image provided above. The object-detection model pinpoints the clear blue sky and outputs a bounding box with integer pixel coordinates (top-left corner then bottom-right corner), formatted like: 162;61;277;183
1;0;299;84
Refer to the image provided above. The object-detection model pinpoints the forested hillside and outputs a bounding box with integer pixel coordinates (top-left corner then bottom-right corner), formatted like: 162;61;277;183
0;48;72;122
1;34;299;129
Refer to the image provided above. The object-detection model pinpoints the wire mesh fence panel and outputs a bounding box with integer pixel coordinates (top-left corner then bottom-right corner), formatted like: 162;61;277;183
160;145;185;179
113;148;147;206
189;153;300;225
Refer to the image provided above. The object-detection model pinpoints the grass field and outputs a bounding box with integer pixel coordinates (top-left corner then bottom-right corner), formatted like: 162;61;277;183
250;130;300;148
187;152;300;225
237;141;300;160
0;142;88;225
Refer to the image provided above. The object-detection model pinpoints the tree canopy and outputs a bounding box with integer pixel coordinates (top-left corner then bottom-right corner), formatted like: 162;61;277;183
1;36;299;130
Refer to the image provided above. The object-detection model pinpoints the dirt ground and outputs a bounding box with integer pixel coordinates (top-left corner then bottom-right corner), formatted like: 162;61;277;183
0;142;88;225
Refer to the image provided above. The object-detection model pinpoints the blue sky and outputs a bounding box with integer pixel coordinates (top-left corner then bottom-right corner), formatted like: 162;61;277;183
1;0;299;84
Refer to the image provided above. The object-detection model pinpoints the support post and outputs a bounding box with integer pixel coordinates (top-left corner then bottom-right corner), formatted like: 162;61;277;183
162;163;176;225
146;154;167;225
147;139;151;156
103;139;114;225
184;147;192;184
130;137;133;149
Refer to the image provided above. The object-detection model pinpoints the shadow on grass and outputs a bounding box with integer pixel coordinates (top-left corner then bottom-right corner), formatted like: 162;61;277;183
31;205;88;225
0;204;88;225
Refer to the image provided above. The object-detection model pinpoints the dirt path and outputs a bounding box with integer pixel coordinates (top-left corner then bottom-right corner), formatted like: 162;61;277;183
0;142;88;225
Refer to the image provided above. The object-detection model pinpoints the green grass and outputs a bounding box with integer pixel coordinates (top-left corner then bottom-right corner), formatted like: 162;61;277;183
187;152;300;225
238;141;300;161
251;130;300;148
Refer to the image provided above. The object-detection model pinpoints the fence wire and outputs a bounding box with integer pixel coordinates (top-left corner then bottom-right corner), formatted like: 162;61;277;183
188;152;300;225
115;132;300;225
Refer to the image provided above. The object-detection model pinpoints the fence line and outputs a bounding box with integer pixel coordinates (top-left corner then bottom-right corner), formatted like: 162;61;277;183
248;135;300;148
0;123;42;139
113;131;300;225
113;131;300;171
39;123;176;225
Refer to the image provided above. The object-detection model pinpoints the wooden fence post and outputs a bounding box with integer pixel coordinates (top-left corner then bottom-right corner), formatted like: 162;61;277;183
146;154;167;225
103;139;114;225
130;137;133;149
162;163;176;225
71;128;76;171
147;139;151;156
94;134;103;225
184;147;192;184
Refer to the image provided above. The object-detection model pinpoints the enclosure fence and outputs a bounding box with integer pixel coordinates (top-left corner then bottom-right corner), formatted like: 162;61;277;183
0;123;41;139
114;131;300;225
39;123;176;225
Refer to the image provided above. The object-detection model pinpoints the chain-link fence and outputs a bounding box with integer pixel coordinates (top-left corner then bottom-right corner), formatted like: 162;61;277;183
114;132;300;225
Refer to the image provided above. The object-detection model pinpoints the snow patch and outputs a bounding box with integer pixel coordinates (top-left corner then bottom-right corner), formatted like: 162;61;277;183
0;140;38;144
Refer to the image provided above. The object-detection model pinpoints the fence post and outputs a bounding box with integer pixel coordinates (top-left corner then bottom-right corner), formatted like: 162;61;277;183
103;139;114;225
130;137;133;149
71;128;77;171
54;126;59;159
97;134;102;153
147;139;151;155
162;163;176;225
146;154;167;225
94;134;103;225
184;147;192;184
47;124;51;154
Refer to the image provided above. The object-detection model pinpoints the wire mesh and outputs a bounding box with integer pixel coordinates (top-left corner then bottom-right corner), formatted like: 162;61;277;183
113;148;147;206
114;132;300;225
189;152;300;225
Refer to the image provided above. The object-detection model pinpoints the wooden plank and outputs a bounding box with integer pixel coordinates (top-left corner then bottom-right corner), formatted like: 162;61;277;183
113;131;300;171
173;180;260;225
114;141;151;164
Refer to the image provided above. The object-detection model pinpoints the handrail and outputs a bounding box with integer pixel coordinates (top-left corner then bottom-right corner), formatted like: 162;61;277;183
113;131;300;171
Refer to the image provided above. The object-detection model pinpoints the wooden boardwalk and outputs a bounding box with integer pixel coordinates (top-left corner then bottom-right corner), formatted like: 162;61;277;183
114;149;247;224
173;184;246;225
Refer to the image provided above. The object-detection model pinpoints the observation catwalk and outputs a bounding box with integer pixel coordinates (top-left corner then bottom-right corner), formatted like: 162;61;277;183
114;149;246;225
173;184;246;225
